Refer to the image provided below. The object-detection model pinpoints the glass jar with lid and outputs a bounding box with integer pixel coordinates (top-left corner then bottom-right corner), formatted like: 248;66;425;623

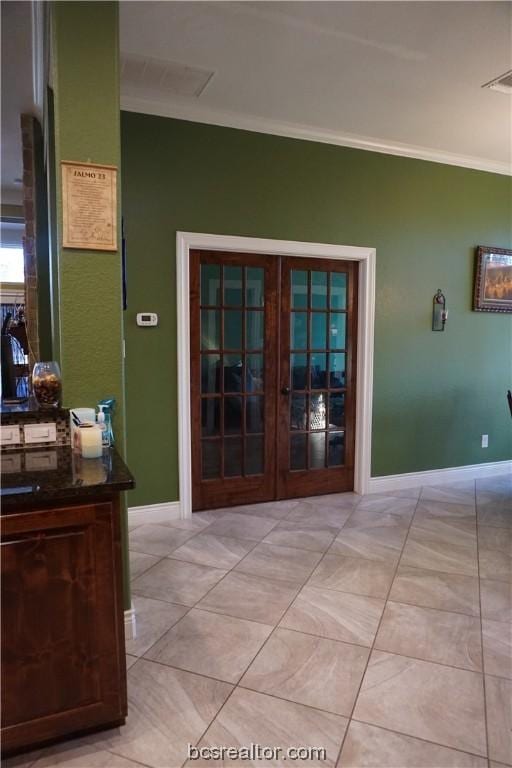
32;361;62;408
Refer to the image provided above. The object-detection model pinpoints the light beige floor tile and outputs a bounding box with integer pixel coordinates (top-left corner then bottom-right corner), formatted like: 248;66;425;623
344;508;412;530
480;579;512;622
478;487;512;503
126;654;138;670
408;519;477;551
309;554;396;598
31;740;141;767
401;532;478;577
131;558;227;606
374;601;482;671
295;491;360;511
126;595;189;656
94;659;232;768
482;619;512;679
315;491;362;505
338;720;488;768
263;520;339;553
412;502;477;549
478;526;512;582
241;628;369;716
478;525;512;550
205;512;279;541
479;548;512;582
476;474;512;494
477;497;512;529
128;523;196;557
198;571;299;624
221;500;298;520
234;542;322;585
389;565;480;616
145;608;272;683
163;511;225;530
330;524;407;563
354;495;417;519
353;650;487;756
420;481;476;506
363;486;422;500
170;533;255;570
129;550;161;580
280;586;384;646
489;763;512;768
485;675;512;764
414;499;476;522
285;500;354;529
197;687;348;767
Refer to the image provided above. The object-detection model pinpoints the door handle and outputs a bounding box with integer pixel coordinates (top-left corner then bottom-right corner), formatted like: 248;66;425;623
281;386;291;395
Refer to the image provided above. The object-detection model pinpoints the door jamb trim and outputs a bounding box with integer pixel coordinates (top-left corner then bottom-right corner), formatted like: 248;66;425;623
177;232;376;519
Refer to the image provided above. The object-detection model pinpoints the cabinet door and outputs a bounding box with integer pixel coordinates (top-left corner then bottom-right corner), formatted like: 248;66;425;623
1;500;126;753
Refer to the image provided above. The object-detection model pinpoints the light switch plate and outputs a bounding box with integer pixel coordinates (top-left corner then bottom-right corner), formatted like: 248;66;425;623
24;423;57;444
0;425;21;446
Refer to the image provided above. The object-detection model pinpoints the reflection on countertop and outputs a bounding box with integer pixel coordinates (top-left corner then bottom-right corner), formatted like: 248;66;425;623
0;396;69;416
1;446;135;509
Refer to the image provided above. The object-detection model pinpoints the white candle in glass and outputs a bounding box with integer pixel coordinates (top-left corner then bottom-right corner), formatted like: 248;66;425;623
79;423;103;459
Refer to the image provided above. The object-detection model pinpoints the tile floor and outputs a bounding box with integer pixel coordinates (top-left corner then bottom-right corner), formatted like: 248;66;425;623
7;476;512;768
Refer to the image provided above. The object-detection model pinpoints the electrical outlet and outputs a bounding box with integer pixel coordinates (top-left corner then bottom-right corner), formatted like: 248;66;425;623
481;434;489;448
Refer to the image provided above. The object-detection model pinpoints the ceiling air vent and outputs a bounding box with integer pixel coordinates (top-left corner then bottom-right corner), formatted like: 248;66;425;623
120;52;215;98
482;69;512;94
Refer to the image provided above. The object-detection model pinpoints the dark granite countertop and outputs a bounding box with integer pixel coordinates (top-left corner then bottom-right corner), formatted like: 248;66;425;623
1;397;69;418
1;446;135;510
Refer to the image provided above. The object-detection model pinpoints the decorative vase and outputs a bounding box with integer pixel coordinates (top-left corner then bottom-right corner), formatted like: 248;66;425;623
32;361;62;408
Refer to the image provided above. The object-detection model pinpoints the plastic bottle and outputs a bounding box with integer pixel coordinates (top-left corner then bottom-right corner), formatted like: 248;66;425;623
97;404;110;447
98;397;115;446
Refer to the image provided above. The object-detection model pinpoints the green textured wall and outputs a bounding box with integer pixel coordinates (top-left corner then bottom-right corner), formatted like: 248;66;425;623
50;2;130;605
51;2;124;419
121;112;512;507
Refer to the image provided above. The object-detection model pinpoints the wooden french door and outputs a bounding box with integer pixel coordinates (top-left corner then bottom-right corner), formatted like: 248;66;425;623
190;250;357;511
277;257;358;498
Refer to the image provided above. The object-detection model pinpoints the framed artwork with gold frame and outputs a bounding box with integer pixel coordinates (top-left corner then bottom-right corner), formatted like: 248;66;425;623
473;245;512;313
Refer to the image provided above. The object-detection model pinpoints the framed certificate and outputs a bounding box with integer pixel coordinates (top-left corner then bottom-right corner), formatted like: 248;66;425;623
62;161;117;251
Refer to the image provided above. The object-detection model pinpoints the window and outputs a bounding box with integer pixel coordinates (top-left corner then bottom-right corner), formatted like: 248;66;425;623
0;246;24;283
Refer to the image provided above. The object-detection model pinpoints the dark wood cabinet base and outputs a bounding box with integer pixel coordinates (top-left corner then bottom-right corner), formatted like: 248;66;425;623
1;494;128;756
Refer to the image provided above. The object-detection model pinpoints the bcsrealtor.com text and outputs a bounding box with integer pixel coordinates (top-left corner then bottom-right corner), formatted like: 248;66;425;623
188;744;327;761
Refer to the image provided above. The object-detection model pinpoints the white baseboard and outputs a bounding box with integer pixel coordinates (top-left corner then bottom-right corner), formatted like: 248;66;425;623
368;460;512;494
124;604;136;641
126;460;511;522
127;500;181;526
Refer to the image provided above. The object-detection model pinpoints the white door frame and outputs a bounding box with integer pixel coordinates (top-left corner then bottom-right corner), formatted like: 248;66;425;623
176;231;376;518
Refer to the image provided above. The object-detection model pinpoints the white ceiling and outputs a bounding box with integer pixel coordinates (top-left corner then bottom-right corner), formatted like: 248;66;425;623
1;1;510;192
1;1;35;206
120;1;512;173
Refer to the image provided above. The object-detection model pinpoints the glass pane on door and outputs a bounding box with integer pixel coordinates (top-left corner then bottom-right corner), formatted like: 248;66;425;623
288;268;348;471
199;263;266;480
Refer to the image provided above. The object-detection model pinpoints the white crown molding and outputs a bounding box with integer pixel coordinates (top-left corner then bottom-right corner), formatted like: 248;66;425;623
368;460;512;494
121;94;511;177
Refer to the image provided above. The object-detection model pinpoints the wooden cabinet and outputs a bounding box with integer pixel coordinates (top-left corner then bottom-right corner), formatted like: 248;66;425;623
1;496;127;755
